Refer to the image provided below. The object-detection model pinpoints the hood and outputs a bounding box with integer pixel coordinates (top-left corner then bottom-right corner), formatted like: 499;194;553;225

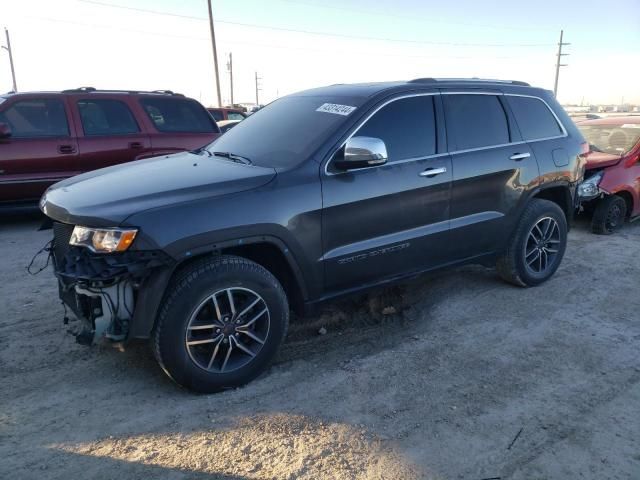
585;152;623;170
41;151;276;226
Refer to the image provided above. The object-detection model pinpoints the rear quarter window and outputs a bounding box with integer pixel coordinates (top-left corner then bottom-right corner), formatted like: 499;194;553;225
506;95;563;141
140;98;217;133
443;94;509;150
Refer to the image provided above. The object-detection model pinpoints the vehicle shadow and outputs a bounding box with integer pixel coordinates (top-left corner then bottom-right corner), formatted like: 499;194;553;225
32;447;253;480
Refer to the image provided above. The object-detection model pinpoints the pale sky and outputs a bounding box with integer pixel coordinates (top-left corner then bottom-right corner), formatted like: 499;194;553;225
2;0;639;107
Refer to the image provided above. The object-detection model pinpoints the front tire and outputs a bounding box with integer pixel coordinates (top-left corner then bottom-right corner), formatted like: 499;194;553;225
152;255;289;393
497;199;568;287
591;195;626;235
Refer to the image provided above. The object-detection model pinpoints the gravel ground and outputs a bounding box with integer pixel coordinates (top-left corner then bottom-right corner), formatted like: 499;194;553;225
1;215;639;479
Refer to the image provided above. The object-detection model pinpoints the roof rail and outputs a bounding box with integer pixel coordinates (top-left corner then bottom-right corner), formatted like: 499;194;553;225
409;77;530;86
61;87;97;93
60;87;183;96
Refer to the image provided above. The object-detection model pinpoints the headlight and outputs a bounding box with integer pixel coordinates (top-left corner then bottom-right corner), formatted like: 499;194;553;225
577;171;603;199
69;226;138;253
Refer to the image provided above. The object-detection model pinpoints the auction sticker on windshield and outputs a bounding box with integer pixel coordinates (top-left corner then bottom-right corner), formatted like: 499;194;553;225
316;103;357;116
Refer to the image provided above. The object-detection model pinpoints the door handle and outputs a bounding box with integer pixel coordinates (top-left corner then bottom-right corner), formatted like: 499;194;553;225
57;144;76;154
419;167;447;177
509;152;531;161
129;142;144;149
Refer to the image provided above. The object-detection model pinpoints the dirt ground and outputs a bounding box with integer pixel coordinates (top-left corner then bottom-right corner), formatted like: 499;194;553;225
1;215;639;480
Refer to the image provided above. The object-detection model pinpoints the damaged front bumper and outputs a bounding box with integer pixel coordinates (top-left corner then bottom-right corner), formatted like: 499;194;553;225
52;223;174;345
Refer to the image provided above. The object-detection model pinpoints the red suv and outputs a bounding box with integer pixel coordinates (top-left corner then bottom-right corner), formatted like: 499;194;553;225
0;88;220;208
577;116;640;233
207;107;247;122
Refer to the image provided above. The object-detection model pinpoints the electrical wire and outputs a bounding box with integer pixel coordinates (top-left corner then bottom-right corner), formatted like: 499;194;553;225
76;0;556;48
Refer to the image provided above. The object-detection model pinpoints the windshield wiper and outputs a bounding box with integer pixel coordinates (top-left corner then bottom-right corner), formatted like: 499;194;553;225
212;151;252;165
192;146;212;157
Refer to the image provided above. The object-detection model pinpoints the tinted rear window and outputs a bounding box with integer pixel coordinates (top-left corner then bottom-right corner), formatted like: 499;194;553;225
77;99;139;136
356;96;436;161
507;95;563;140
0;98;69;137
444;94;509;150
141;98;217;133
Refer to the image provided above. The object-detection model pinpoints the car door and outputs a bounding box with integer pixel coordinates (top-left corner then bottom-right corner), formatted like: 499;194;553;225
71;96;152;173
0;96;78;203
138;97;220;155
442;91;539;259
321;93;452;292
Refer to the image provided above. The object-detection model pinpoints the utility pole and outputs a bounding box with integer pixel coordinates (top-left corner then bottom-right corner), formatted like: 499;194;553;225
227;52;234;106
2;28;17;92
206;0;222;107
254;71;262;106
553;29;570;98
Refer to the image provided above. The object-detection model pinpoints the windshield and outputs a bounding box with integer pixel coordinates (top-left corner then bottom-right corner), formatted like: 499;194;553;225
579;123;640;155
205;96;359;168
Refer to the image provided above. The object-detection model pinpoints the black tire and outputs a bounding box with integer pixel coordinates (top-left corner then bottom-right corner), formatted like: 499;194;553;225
591;195;627;235
496;199;568;287
152;255;289;393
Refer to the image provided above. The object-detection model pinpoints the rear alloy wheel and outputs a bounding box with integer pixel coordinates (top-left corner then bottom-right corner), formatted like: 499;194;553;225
523;217;561;277
497;199;568;287
591;195;627;235
152;255;289;393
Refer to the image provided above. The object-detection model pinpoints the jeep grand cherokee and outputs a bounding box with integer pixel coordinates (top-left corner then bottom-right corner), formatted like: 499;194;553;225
40;78;586;392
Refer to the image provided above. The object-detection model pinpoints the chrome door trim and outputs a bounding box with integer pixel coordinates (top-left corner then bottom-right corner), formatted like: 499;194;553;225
419;167;447;177
323;91;569;176
324;92;440;177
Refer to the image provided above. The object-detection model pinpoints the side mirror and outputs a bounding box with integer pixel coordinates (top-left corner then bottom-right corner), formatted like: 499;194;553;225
0;122;11;139
334;136;388;170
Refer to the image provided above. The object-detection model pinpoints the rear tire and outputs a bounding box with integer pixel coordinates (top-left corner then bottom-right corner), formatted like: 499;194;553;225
591;195;626;235
496;199;568;287
152;255;289;393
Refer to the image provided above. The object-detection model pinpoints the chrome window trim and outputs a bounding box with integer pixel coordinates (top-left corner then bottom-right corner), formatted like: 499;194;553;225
324;92;439;176
504;93;568;138
323;91;568;176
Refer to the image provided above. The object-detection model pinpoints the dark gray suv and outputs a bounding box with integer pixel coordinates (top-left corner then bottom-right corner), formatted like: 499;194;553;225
41;78;586;392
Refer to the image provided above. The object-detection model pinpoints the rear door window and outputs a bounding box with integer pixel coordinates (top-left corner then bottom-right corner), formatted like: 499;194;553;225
77;99;139;136
140;98;217;133
506;95;563;140
355;95;437;162
0;99;69;137
443;94;509;150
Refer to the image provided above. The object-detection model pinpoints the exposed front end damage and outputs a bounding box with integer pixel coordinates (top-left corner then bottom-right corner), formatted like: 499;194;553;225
52;222;173;345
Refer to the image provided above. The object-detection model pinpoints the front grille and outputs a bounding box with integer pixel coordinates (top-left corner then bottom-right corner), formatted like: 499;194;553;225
52;222;74;269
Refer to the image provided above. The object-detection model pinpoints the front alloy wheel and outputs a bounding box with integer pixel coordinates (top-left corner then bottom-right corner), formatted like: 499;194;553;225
153;255;289;393
186;287;270;374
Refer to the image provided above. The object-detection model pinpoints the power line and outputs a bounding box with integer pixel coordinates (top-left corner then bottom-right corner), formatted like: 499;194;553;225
76;0;555;48
30;16;536;62
30;16;544;63
281;0;558;32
